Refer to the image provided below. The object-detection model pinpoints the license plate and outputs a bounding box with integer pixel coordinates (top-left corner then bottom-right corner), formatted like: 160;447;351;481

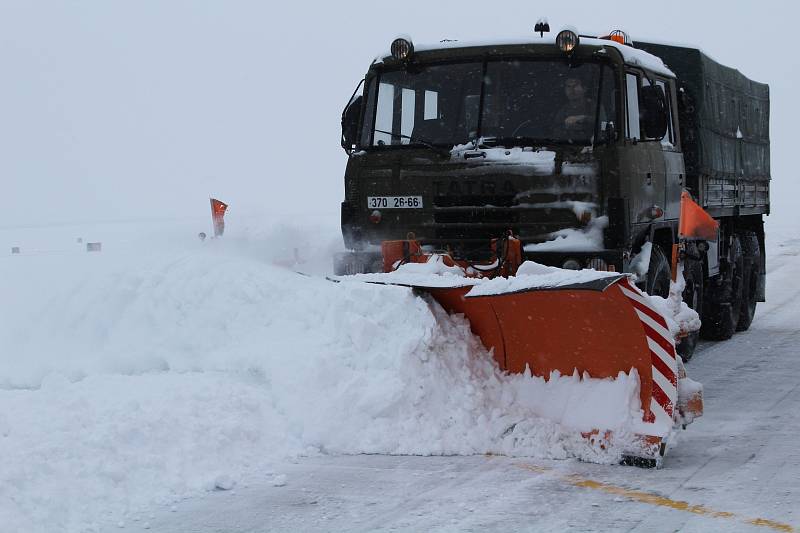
367;196;423;209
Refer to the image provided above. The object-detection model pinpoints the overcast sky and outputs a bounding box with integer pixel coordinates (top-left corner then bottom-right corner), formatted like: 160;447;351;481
1;0;796;228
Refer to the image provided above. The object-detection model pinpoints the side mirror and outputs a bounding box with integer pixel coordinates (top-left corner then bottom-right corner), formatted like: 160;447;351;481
640;85;668;140
341;95;363;152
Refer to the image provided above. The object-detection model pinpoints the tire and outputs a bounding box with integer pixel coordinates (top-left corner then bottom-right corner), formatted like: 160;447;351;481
643;245;671;299
676;258;703;362
736;232;760;331
701;235;744;341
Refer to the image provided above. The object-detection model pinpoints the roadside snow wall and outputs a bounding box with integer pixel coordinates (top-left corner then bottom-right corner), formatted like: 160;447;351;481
0;223;645;532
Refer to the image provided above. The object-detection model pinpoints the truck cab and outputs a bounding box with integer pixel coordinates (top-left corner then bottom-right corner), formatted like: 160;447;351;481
338;30;676;274
337;28;769;355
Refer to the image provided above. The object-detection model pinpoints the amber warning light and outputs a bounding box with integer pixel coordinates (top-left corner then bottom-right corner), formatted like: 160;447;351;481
601;30;631;46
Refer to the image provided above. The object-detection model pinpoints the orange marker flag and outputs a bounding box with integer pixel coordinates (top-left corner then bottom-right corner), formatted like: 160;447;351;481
210;198;228;237
678;190;718;241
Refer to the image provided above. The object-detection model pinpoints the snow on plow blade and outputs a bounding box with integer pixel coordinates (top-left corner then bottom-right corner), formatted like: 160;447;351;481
414;275;701;466
343;237;702;466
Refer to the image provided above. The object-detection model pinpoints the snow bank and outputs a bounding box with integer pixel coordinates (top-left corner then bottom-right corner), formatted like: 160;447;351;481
1;372;283;532
0;220;646;532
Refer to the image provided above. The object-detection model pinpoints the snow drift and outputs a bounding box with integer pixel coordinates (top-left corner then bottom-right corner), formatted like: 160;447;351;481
1;220;648;532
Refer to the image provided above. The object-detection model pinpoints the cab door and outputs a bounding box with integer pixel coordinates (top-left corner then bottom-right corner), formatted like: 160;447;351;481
622;71;665;226
657;79;685;220
640;76;668;222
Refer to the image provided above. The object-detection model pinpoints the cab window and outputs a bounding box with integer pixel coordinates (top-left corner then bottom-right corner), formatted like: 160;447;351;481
655;80;675;147
625;73;640;140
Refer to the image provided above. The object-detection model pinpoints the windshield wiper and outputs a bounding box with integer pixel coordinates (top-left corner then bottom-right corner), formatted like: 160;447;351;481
482;136;583;148
481;136;545;148
372;129;451;158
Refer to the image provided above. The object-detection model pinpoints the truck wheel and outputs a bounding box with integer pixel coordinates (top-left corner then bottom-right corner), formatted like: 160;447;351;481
736;232;760;331
676;259;703;362
701;235;744;341
644;245;671;298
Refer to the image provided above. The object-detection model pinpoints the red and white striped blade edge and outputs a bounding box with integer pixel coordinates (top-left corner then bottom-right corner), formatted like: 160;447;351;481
617;277;678;435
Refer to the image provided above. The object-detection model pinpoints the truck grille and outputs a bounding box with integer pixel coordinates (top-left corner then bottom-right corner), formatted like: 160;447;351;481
433;209;518;225
434;225;517;241
433;195;515;208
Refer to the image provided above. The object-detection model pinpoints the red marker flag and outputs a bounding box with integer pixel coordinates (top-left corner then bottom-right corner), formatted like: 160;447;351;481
678;190;718;241
210;198;228;237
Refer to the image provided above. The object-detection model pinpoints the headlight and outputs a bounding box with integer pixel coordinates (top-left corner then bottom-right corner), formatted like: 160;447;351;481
391;38;414;61
556;30;579;54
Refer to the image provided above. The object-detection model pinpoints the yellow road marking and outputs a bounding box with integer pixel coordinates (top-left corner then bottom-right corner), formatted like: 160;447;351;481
518;464;794;532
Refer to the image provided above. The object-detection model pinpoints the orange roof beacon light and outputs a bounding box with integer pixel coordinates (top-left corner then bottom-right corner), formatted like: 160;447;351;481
601;29;631;46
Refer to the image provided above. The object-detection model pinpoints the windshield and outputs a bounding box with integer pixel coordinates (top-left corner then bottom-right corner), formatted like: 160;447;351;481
362;59;617;148
362;62;483;148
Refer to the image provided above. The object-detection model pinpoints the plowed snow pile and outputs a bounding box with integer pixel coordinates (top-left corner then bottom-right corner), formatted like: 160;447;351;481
1;220;644;532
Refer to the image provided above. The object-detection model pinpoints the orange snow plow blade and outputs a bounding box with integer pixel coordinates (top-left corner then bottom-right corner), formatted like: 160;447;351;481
368;236;702;465
427;278;654;410
426;276;697;465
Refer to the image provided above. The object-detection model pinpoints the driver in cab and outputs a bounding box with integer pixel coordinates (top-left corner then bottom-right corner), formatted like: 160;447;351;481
553;77;595;139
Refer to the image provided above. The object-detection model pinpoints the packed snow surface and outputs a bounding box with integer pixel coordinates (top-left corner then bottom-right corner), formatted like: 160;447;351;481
116;222;800;532
1;219;652;532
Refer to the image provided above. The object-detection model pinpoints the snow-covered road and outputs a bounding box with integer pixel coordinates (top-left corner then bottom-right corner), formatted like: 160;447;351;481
2;219;798;532
132;230;800;533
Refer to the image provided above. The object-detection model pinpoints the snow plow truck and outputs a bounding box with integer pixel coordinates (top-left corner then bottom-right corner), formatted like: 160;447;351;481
334;27;769;466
